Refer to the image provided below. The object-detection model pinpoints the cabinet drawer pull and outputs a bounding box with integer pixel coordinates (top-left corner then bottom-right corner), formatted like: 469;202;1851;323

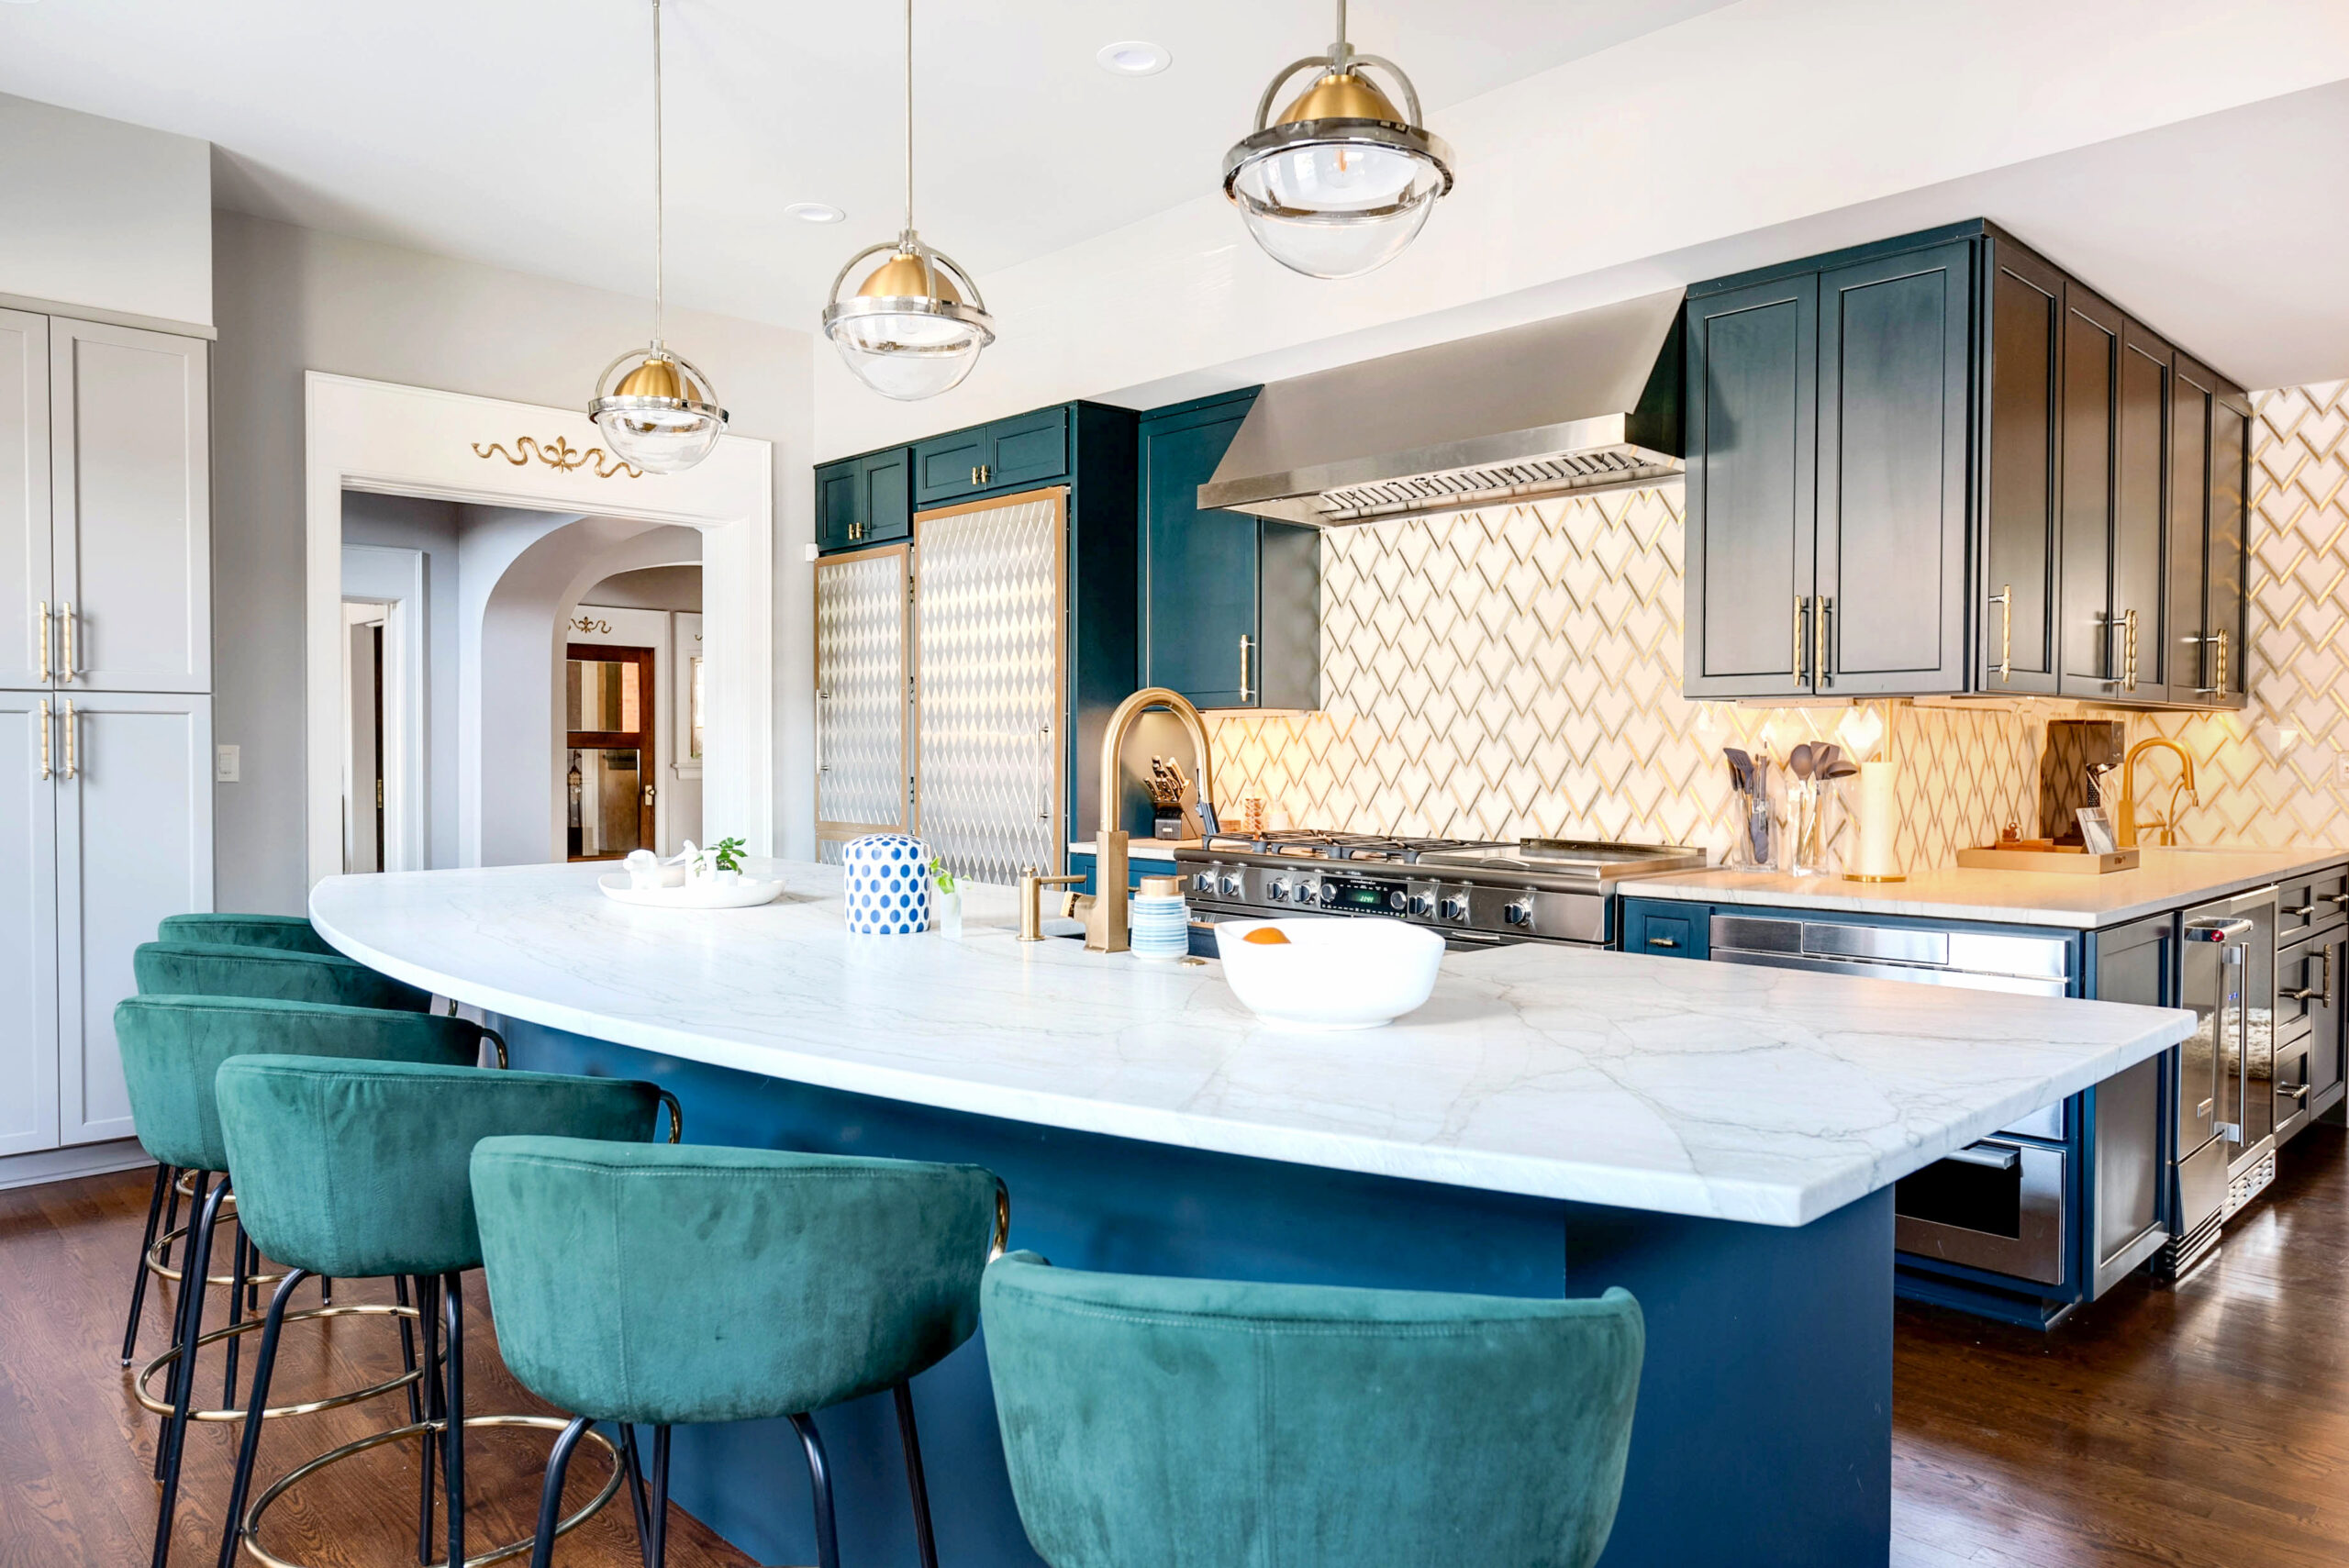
59;603;73;683
2197;1097;2215;1119
1793;595;1809;682
61;698;74;780
1238;634;1254;705
2124;606;2138;691
1988;585;2011;684
1648;936;1679;950
36;600;49;683
1816;595;1833;687
38;697;50;781
2285;904;2316;919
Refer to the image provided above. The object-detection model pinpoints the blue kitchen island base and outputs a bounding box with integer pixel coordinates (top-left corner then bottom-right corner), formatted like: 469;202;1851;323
502;1018;1893;1568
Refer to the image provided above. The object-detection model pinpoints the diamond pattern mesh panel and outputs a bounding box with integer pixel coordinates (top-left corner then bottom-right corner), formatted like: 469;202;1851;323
815;551;907;836
915;495;1062;884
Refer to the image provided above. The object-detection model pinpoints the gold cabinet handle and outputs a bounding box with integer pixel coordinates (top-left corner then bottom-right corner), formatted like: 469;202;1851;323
61;698;73;780
36;600;49;683
1793;595;1809;683
38;697;50;781
59;602;72;683
1816;595;1833;688
2124;607;2138;691
1987;584;2011;684
2217;628;2228;695
1239;633;1254;704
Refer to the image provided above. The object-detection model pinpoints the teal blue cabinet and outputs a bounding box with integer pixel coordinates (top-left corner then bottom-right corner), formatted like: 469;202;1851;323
912;406;1072;506
1619;899;1707;959
1139;389;1319;712
816;448;911;551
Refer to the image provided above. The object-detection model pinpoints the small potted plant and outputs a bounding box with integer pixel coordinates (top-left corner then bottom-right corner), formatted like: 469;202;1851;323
930;855;962;937
710;836;747;887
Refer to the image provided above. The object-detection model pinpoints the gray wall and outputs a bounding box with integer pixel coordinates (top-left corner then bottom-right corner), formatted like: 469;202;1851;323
0;92;212;328
586;566;702;613
212;211;815;913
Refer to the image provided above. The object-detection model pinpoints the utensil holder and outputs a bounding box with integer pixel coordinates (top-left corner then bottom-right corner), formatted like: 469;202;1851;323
1787;781;1841;877
1728;786;1775;870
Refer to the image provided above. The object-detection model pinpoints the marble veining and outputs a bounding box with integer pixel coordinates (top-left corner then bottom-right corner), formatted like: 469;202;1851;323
311;860;2191;1228
1630;846;2349;929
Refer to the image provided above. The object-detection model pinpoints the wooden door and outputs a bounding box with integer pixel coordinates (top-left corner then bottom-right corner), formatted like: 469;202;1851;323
0;310;50;692
1980;239;2064;695
48;318;210;694
54;691;212;1146
1141;393;1259;709
564;644;655;860
0;692;60;1155
1814;243;1969;695
1682;274;1819;698
2056;284;2122;697
2208;389;2251;707
2112;321;2171;698
2165;355;2216;705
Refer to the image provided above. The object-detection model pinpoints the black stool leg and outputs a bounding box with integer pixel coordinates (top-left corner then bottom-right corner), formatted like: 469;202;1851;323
616;1423;653;1568
151;1175;226;1568
650;1425;673;1568
222;1222;251;1406
894;1383;941;1568
320;1275;333;1306
121;1162;171;1366
213;1267;309;1568
392;1274;421;1426
442;1271;467;1568
525;1415;595;1568
789;1414;840;1568
413;1275;441;1565
159;1165;183;1267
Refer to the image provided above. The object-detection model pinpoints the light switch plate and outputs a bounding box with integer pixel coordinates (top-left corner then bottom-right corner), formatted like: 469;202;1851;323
216;744;239;783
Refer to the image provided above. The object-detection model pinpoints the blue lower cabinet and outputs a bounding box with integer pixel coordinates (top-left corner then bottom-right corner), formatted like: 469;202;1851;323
1620;899;1707;958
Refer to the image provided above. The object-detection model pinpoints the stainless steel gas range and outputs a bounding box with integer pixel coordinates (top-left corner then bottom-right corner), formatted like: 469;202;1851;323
1174;831;1708;950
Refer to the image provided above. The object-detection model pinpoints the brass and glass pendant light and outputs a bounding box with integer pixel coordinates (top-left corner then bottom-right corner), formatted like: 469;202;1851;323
1224;0;1454;280
588;0;729;473
821;0;996;400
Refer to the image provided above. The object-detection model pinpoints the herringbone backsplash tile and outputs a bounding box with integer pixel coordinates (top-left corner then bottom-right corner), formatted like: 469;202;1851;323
1206;379;2349;868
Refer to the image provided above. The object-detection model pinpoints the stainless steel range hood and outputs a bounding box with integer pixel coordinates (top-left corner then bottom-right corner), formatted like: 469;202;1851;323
1199;289;1685;528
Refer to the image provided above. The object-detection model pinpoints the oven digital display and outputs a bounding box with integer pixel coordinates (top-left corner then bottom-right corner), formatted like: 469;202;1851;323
1323;877;1403;916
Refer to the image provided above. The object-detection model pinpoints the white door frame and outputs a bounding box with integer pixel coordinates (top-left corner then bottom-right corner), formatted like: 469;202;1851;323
304;373;773;889
340;544;425;872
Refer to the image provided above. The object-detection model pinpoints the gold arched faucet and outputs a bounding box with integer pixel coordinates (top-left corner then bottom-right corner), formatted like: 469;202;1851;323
2116;737;2199;849
1085;687;1217;952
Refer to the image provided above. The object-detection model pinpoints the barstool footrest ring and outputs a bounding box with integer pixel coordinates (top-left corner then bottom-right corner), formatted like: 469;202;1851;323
133;1303;422;1421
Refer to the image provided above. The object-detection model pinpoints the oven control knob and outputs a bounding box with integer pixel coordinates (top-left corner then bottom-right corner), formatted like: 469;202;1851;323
1409;892;1437;917
1387;890;1408;911
1504;898;1534;927
1300;880;1322;905
1268;876;1292;903
1441;894;1469;921
1219;873;1246;898
1192;872;1216;895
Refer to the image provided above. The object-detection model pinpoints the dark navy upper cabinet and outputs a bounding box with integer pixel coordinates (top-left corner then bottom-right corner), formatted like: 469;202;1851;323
912;406;1072;506
816;447;911;552
1140;389;1319;712
1682;219;2247;710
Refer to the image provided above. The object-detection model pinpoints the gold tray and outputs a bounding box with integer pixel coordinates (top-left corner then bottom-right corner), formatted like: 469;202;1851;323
1954;845;2141;875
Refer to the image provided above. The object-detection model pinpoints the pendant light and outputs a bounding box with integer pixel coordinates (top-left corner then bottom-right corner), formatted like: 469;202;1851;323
821;0;996;401
1223;0;1453;281
588;0;729;473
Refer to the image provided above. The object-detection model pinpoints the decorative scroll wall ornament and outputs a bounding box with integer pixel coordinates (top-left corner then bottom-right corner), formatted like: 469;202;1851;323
568;615;615;635
471;436;644;480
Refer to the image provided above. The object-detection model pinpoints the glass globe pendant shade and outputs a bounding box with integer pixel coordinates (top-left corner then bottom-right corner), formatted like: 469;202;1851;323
588;350;729;473
1223;58;1453;281
822;241;996;402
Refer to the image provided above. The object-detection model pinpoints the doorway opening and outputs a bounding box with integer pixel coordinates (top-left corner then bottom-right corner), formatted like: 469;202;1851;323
565;644;653;860
341;602;385;873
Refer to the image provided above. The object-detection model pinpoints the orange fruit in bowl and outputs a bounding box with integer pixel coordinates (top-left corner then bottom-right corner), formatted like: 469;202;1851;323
1241;927;1292;946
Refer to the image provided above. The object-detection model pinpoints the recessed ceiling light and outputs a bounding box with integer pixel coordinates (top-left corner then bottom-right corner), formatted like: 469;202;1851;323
785;202;845;225
1097;40;1171;76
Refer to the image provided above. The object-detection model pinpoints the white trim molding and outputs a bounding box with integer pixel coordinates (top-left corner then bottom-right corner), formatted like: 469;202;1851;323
340;544;427;872
304;373;773;888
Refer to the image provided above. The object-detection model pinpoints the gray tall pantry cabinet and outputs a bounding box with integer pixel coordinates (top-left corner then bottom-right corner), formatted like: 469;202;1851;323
0;307;214;1161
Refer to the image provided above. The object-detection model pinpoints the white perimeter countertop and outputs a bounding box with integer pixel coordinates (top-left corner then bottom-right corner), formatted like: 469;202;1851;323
312;860;2191;1229
1626;847;2349;929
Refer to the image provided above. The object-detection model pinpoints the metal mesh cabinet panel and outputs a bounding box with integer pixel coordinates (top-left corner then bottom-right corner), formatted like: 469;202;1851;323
815;549;909;841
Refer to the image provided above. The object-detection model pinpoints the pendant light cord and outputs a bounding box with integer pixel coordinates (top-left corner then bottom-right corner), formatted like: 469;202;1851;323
651;0;667;350
903;0;915;240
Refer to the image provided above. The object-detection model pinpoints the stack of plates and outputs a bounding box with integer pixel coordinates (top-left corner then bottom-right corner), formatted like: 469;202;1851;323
1130;893;1189;961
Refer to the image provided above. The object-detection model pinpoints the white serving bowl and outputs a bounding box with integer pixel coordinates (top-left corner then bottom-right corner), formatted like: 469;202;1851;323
1213;917;1444;1030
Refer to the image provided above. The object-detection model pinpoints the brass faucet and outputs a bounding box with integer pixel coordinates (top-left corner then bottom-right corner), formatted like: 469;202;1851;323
1016;868;1085;943
1086;687;1216;953
2116;737;2199;848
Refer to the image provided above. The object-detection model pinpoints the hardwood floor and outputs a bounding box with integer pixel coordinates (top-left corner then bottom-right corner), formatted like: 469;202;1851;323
9;1134;2349;1567
1894;1123;2349;1568
0;1166;753;1567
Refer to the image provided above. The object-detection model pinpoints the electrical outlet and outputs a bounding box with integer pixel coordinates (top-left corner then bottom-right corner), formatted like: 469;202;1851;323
2335;751;2349;788
215;744;239;783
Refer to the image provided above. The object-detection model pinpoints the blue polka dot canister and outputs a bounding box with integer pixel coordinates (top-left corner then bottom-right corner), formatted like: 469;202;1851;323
841;833;934;935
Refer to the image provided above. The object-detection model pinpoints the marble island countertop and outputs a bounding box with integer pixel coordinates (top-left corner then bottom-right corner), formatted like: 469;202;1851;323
311;860;2191;1229
1627;846;2349;929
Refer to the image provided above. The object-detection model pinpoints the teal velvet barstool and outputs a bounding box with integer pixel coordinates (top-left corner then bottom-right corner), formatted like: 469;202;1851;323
116;997;496;1568
468;1138;1007;1568
210;1058;675;1568
157;913;337;956
982;1256;1646;1568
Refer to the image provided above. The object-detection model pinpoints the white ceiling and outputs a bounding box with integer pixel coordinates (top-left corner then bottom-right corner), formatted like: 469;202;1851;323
0;0;1739;327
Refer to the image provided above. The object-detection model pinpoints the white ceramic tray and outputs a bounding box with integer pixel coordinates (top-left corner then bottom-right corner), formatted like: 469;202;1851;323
598;872;785;910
